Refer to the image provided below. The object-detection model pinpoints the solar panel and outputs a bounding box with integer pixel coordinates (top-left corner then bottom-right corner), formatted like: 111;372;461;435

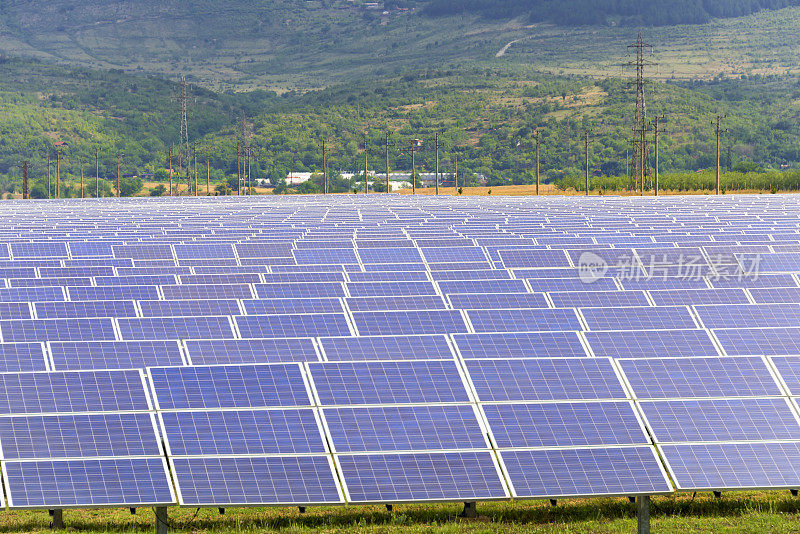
254;282;345;299
448;293;548;310
619;278;710;290
159;409;326;455
618;356;781;399
708;273;798;289
234;242;294;259
235;313;352;338
648;288;751;306
308;360;470;405
10;242;69;259
148;364;312;409
12;277;91;288
452;332;587;359
0;369;151;414
466;308;583;333
180;273;262;285
318;335;454;361
768;356;800;395
112;244;174;260
0;413;162;459
161;284;254;300
34;300;138;319
348;271;431;283
549;290;651;308
694;303;800;329
294;248;359;265
139;299;242;318
527;277;619;292
431;270;511;281
67;285;159;302
357;248;423;264
183;338;319;365
437;279;528;295
0;343;47;372
0;302;32;320
173;243;235;260
95;275;177;286
464;358;627;402
714;327;800;356
323;405;487;452
749;287;800;304
659;442;800;490
4;458;174;508
351;310;468;336
170;456;343;506
500;447;671;499
40;266;115;278
581;306;698;331
498;249;571;269
639;398;800;443
345;295;447;312
1;318;117;343
584;329;720;359
118;316;235;341
336;451;507;503
49;340;184;370
0;287;65;303
347;281;439;297
242;298;343;315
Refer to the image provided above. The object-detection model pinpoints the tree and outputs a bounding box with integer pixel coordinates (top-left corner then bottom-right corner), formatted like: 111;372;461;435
150;184;167;196
297;180;320;194
119;176;143;197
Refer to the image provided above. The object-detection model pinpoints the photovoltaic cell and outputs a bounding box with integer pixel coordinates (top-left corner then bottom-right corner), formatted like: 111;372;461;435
347;281;439;297
161;284;254;300
467;308;583;333
49;340;184;370
346;295;447;312
148;364;311;409
0;343;48;372
584;330;720;359
452;332;587;359
139;299;242;318
236;313;351;338
0;287;65;303
184;338;319;365
437;279;527;295
498;249;571;269
254;283;345;299
714;328;800;356
1;318;117;343
67;286;159;302
464;358;627;402
34;300;138;319
549;290;651;308
118;316;235;341
352;310;468;336
581;306;697;331
242;298;343;315
319;335;454;361
694;304;800;329
768;356;800;395
448;293;548;310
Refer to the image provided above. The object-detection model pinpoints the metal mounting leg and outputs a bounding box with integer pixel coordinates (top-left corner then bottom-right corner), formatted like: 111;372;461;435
636;496;650;534
460;501;477;518
299;506;306;514
385;504;393;512
713;491;722;499
792;489;798;497
50;509;64;530
155;506;168;534
549;499;557;507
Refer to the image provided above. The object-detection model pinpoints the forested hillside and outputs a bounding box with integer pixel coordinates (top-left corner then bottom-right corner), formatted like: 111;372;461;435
425;0;800;26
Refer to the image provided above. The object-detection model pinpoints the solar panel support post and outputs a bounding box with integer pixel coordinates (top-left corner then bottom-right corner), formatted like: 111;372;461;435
636;496;650;534
155;506;168;534
460;501;477;518
50;509;64;530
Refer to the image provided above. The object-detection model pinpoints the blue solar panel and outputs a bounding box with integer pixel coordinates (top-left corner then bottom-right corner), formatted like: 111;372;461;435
437;279;528;295
34;300;138;319
346;295;447;312
118;316;235;341
483;401;647;448
49;340;184;370
171;456;342;506
639;398;800;443
4;458;174;508
448;293;548;310
619;277;710;290
161;284;254;300
357;248;424;264
467;308;583;333
254;282;345;299
112;244;174;260
0;413;161;459
308;360;470;405
323;405;487;452
184;338;319;365
319;335;454;361
0;369;150;414
10;242;68;259
180;273;262;285
40;266;115;278
148;364;311;409
348;271;431;283
708;274;798;289
235;313;351;338
452;332;587;359
527;277;619;292
139;299;242;318
498;249;571;269
694;303;800;329
0;287;65;303
618;356;781;399
465;358;627;402
749;287;800;304
0;302;32;320
235;242;294;258
768;356;800;395
347;281;438;297
1;318;117;343
0;343;47;372
352;310;468;336
160;409;326;455
242;298;343;315
12;277;91;288
500;447;671;498
714;327;800;356
420;246;488;264
649;288;751;306
337;451;507;503
660;442;800;490
67;285;159;302
431;269;512;281
584;329;720;358
95;275;177;286
581;306;697;331
68;242;115;257
294;248;359;265
549;290;651;308
173;243;235;260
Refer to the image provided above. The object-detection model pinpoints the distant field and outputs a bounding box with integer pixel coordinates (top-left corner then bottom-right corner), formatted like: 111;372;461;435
394;184;783;196
3;492;800;533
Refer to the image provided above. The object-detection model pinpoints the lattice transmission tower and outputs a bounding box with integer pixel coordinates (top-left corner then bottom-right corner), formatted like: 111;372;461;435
627;33;655;193
177;76;191;194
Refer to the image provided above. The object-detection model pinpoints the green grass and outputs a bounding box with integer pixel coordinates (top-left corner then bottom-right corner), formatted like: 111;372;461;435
4;493;800;533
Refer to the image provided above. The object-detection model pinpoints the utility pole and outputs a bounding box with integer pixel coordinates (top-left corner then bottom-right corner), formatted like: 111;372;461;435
385;131;390;193
80;155;84;198
435;133;440;196
363;132;369;194
411;139;417;195
193;142;198;196
585;131;590;196
653;116;663;196
47;154;51;199
55;148;60;199
117;153;122;197
21;161;29;199
168;146;173;196
206;147;210;195
454;154;458;193
95;148;100;198
236;140;241;196
715;115;725;195
534;131;540;196
322;139;328;194
246;146;252;196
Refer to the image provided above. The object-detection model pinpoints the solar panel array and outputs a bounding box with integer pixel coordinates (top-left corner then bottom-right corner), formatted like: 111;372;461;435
0;194;799;511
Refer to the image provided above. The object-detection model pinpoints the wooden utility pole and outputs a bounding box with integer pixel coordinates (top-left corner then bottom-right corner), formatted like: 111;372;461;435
322;139;328;194
411;139;416;195
80;155;84;198
193;142;198;196
535;131;541;196
363;132;369;194
55;148;60;199
454;154;458;192
435;133;440;195
47;155;51;199
117;153;121;197
584;132;590;196
168;147;173;196
246;147;252;196
22;161;29;199
385;131;390;193
206;147;210;195
95;148;100;198
236;140;241;196
653;116;663;196
715;115;725;195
